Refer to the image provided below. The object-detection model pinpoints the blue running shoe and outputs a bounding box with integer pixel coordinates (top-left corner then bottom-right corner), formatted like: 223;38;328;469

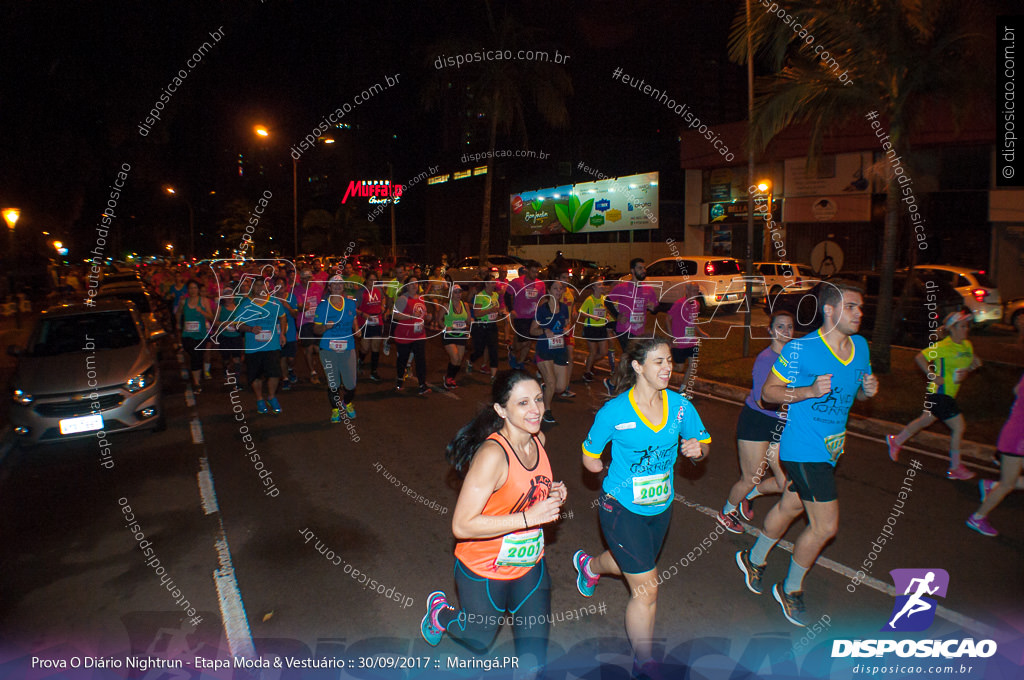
257;400;268;415
420;590;450;646
573;550;599;597
268;397;282;414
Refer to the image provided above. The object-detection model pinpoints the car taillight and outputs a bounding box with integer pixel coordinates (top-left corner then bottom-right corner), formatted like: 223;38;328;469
705;262;715;275
972;288;988;302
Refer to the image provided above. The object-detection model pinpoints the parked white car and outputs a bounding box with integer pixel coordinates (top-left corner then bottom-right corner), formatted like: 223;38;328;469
902;265;1001;325
756;262;817;296
639;256;766;313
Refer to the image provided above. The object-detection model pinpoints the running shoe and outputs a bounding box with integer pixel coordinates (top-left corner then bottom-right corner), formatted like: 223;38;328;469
395;382;404;392
192;384;202;395
257;400;268;415
418;384;431;396
738;499;754;522
966;515;998;537
444;377;458;390
288;370;298;383
330;408;341;424
979;478;995;502
735;550;765;595
465;362;473;374
344;402;357;419
420;590;450;646
603;377;615;397
946;464;976;480
772;583;808;627
582;371;594;383
203;369;213;381
886;434;901;462
382;341;390;356
716;511;743;534
572;550;599;597
268;397;282;414
561;389;577;399
369;372;382;383
280;380;292;391
542;410;557;424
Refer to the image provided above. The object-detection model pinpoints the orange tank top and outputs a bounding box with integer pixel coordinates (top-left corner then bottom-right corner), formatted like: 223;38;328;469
454;432;553;580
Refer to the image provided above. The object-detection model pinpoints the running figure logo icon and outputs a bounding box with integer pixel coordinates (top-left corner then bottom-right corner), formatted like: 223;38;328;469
883;568;949;632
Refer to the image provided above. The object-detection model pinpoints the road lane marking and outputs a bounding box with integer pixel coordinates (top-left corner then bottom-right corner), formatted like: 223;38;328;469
197;457;218;515
197;454;256;658
190;417;204;444
672;493;998;637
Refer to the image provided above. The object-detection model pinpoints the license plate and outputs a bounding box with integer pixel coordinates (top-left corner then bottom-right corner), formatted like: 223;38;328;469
59;413;104;435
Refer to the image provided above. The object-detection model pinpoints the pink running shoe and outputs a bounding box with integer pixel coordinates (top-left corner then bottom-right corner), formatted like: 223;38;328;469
946;464;976;481
966;515;997;537
886;434;901;462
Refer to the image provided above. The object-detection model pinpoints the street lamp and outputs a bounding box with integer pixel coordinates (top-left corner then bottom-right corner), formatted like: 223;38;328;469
164;186;195;259
253;124;299;258
3;208;20;231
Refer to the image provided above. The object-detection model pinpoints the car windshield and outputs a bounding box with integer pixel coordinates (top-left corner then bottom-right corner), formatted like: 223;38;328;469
971;271;996;288
29;311;141;356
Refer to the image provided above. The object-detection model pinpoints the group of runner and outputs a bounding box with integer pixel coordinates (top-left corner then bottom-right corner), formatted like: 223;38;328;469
420;282;885;679
127;257;1018;677
420;278;1021;679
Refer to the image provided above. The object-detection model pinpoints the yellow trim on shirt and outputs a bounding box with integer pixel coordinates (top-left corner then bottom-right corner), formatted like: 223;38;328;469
582;443;603;459
771;366;793;384
629;388;668;432
818;328;854;366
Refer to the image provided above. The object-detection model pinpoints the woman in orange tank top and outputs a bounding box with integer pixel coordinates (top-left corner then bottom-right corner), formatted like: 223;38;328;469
420;370;567;677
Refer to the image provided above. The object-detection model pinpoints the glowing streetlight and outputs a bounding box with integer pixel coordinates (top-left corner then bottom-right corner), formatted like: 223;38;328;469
3;208;20;230
757;181;770;193
52;240;63;250
254;125;269;137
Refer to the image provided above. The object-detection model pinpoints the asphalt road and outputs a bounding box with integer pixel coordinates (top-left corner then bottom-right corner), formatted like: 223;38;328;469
1;341;1021;679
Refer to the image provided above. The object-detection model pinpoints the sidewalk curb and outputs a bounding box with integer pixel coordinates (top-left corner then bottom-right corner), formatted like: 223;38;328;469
688;375;997;463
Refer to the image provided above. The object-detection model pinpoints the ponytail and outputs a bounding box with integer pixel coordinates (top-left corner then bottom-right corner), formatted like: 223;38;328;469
607;337;670;397
445;369;540;473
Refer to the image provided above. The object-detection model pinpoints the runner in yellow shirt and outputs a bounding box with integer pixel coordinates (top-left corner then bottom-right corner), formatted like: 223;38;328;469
887;310;982;479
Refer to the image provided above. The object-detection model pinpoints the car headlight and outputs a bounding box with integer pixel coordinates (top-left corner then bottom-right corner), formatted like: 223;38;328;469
13;389;33;405
125;366;157;393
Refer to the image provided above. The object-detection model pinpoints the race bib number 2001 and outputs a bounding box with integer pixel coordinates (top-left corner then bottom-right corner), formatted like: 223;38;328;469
495;529;543;567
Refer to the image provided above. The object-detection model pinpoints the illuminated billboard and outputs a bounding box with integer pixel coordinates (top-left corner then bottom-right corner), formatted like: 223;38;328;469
510;171;659;236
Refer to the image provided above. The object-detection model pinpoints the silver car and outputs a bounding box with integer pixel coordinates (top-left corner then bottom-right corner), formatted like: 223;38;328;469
8;300;164;445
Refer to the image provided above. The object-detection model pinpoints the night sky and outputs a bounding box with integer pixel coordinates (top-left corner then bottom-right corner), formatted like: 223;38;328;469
1;1;769;257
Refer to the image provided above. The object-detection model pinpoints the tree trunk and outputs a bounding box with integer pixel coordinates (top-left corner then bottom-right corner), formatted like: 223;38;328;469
870;132;903;373
479;96;501;263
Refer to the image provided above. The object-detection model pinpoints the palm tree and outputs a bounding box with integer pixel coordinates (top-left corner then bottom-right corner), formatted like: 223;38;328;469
422;1;572;263
728;0;991;371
